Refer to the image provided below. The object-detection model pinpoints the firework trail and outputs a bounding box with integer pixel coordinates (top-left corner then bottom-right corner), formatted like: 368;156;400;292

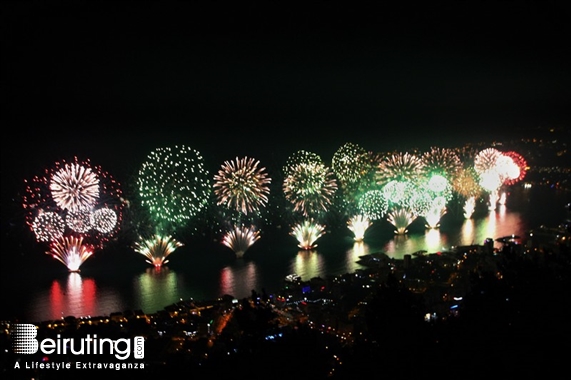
387;208;417;235
423;196;448;229
290;219;326;250
222;224;261;259
47;235;94;272
463;196;477;219
133;235;184;268
347;214;371;242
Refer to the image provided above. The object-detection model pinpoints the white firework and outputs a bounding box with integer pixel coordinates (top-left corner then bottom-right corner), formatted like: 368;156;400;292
50;162;100;212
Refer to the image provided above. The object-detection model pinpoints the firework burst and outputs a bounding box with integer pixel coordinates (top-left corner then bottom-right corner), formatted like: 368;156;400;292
453;166;482;199
90;208;118;234
357;190;389;221
421;147;462;181
331;142;371;184
283;150;323;177
332;143;378;212
213;156;271;215
424;174;453;202
65;209;92;233
479;169;503;193
283;161;338;218
32;210;65;242
382;180;417;207
474;147;502;175
23;156;124;255
381;179;433;234
137;145;211;234
477;167;504;211
376;152;426;187
499;151;527;185
408;186;434;217
133;235;184;268
49;162;100;212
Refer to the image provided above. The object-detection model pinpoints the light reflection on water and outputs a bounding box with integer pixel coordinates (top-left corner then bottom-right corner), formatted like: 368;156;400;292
345;241;368;274
291;250;325;281
8;187;570;322
135;267;182;312
460;218;475;245
31;272;122;321
219;260;257;298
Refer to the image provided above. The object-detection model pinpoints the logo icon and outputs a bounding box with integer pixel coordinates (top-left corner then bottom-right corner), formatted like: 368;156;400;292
11;324;39;354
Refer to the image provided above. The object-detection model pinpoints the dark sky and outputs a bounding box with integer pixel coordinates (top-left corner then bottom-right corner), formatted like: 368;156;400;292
2;1;570;182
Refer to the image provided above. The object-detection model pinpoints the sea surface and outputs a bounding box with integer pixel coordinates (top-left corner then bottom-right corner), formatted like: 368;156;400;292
1;185;569;323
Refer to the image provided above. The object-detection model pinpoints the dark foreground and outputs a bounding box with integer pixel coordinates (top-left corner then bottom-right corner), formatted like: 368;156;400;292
2;222;570;380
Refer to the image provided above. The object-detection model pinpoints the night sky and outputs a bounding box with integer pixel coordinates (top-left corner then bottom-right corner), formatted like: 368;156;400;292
2;5;570;373
2;1;570;184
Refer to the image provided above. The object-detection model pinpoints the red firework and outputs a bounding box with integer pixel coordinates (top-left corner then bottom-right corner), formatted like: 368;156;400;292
22;156;124;252
502;151;528;185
